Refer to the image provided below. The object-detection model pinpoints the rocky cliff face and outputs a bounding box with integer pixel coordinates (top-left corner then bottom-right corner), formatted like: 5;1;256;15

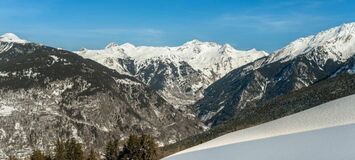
0;40;203;158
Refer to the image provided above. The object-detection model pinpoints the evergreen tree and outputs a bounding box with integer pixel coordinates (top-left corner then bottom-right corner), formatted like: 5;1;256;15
53;138;84;160
7;155;18;160
30;150;46;160
45;155;53;160
44;150;53;160
86;149;98;160
54;139;65;160
65;138;84;160
105;139;120;160
118;135;140;160
118;134;158;160
140;134;158;160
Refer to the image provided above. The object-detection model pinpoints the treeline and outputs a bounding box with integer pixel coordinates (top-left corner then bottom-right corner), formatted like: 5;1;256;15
8;134;159;160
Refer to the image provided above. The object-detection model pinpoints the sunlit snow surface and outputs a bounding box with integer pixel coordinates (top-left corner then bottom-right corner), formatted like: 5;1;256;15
76;40;268;79
164;94;355;160
0;33;28;44
267;22;355;64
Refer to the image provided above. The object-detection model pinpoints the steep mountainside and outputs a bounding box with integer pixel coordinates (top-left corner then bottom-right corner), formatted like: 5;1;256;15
161;73;355;157
76;41;267;107
195;23;355;126
0;35;203;158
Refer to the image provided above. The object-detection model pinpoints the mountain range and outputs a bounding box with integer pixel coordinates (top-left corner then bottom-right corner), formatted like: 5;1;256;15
195;22;355;126
76;40;267;108
0;34;203;158
0;22;355;158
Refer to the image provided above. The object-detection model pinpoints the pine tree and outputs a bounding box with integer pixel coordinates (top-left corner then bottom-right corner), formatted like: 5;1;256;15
105;139;120;160
86;149;98;160
118;134;159;160
44;150;53;160
54;139;65;160
140;134;158;160
65;138;84;160
53;138;85;160
45;155;53;160
118;135;140;160
30;150;46;160
7;155;18;160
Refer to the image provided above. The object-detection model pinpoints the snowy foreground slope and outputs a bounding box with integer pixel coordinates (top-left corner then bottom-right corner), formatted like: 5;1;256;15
164;94;355;160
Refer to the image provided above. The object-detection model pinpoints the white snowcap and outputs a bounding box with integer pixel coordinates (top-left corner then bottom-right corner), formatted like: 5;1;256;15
183;39;219;47
120;43;136;49
76;39;268;79
0;33;28;44
269;22;355;63
105;42;120;49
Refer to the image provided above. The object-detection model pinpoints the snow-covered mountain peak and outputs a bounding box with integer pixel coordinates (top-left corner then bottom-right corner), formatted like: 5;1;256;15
222;43;233;48
77;40;268;78
79;48;88;52
329;22;355;34
310;22;355;45
120;42;136;49
219;44;237;54
182;39;219;48
183;39;203;45
269;22;355;64
105;42;120;49
0;33;28;44
76;40;267;107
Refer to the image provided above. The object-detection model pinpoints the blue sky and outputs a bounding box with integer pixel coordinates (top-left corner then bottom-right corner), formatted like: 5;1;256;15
0;0;354;52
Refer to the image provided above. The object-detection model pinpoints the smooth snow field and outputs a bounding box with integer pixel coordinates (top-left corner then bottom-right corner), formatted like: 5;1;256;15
164;94;355;160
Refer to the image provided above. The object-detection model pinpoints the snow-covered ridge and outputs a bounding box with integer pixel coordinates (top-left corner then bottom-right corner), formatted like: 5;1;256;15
77;39;268;78
268;22;355;64
168;93;355;157
0;33;28;44
76;40;268;106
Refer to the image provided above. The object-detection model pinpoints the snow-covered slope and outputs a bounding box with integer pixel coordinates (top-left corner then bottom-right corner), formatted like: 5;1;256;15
0;33;28;44
77;40;267;106
268;22;355;65
0;33;28;54
165;123;355;160
165;94;355;160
